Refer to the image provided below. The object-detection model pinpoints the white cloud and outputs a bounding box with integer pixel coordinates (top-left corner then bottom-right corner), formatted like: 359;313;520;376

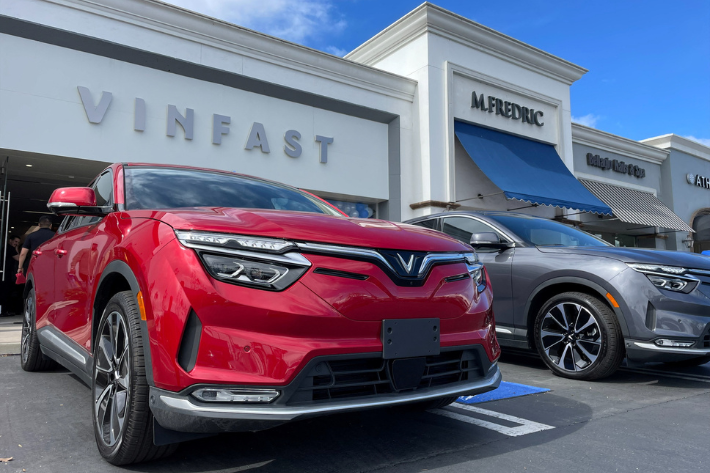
163;0;346;46
683;136;710;147
323;45;348;57
571;113;601;128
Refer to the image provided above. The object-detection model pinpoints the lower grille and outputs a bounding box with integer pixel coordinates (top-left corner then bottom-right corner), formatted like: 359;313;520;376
288;350;482;405
703;324;710;348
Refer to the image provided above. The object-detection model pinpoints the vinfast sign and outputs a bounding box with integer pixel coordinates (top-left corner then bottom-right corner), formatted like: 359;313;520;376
587;153;646;179
76;86;335;163
471;91;544;126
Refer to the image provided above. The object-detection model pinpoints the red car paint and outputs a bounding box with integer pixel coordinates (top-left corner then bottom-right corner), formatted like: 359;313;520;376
29;163;499;393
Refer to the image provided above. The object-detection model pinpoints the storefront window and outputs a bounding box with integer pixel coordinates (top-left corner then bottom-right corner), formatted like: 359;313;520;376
326;199;376;218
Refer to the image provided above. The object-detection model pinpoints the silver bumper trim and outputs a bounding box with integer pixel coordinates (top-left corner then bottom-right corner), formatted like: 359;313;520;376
633;341;710;355
151;365;501;429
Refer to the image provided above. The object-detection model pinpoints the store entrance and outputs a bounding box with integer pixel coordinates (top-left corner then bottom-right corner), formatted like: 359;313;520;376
0;149;109;285
692;211;710;253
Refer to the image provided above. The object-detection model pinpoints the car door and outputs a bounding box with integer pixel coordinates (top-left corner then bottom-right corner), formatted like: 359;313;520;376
439;216;516;334
28;229;61;328
52;170;114;349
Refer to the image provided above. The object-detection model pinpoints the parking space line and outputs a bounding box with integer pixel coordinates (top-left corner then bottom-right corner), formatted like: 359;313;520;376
429;404;555;437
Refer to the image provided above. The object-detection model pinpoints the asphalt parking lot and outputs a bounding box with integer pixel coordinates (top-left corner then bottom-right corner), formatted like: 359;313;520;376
1;349;709;473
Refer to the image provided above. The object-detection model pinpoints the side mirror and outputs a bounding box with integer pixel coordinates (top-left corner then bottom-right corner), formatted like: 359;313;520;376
469;232;514;250
47;187;109;216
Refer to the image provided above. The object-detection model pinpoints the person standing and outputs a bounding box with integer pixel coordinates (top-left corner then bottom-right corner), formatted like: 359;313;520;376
17;216;55;278
0;235;20;316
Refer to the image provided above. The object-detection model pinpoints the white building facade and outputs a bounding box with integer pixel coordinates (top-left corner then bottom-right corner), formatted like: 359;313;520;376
0;0;707;250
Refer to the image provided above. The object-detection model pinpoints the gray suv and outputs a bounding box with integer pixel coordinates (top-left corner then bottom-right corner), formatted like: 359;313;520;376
406;212;710;380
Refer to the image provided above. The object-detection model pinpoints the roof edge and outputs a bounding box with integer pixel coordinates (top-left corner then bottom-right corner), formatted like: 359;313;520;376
641;134;710;162
572;123;669;165
346;2;587;85
36;0;417;101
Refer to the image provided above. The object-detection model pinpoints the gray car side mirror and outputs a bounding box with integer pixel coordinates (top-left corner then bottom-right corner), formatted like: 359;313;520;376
469;232;514;250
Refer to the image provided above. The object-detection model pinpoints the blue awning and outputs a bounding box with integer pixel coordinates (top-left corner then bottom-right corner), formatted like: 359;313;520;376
454;121;612;215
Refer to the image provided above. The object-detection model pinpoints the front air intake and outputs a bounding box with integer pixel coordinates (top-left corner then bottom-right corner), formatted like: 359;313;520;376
177;310;202;372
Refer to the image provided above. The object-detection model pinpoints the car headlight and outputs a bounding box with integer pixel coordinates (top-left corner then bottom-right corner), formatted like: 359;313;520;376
627;263;699;294
465;252;486;292
176;231;311;291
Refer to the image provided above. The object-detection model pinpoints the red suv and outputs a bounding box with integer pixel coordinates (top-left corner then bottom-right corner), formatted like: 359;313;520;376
20;163;501;465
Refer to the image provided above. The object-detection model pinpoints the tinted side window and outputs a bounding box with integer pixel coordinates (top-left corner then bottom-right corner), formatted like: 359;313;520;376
411;219;438;230
442;217;501;244
94;172;113;207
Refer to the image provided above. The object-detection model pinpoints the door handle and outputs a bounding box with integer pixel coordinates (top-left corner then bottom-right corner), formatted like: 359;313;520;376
55;249;68;257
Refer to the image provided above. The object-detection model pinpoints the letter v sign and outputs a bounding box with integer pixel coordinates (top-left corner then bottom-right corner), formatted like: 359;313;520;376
77;86;113;124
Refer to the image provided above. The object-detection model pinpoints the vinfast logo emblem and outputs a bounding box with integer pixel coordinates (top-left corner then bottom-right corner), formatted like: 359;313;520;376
379;250;427;278
396;253;416;274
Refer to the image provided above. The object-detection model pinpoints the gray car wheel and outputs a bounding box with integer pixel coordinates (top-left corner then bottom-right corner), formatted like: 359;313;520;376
534;292;624;380
92;291;176;465
20;287;56;372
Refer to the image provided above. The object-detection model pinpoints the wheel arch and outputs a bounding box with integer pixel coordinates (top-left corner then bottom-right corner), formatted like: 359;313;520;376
93;260;155;385
525;277;630;350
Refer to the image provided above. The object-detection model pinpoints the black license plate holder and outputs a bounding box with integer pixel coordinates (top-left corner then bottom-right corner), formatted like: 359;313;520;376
381;318;440;360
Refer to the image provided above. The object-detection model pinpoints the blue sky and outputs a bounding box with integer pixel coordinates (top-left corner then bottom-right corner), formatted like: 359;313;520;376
166;0;709;145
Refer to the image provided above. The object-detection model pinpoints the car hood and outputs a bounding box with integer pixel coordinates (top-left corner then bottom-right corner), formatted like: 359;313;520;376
537;246;710;270
139;207;469;252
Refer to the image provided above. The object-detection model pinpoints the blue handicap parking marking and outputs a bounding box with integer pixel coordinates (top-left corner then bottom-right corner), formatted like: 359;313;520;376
457;381;549;404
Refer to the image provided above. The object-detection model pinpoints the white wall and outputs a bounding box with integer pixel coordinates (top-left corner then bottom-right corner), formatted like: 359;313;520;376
0;34;389;201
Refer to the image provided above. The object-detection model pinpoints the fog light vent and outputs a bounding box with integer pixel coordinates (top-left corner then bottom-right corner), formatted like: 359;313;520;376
654;339;694;348
192;388;280;403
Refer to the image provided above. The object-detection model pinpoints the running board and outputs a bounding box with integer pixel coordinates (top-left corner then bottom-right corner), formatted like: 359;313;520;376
37;326;92;386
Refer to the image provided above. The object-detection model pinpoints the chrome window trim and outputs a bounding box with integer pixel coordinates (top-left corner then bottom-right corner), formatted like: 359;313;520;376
441;214;516;244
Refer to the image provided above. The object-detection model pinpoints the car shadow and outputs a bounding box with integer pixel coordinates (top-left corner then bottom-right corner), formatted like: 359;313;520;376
123;388;594;473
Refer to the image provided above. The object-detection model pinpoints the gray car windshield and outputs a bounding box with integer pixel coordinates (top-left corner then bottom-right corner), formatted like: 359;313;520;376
124;167;340;215
487;215;610;247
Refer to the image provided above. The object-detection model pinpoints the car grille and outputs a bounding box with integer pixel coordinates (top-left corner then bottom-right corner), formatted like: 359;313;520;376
702;324;710;348
287;349;482;405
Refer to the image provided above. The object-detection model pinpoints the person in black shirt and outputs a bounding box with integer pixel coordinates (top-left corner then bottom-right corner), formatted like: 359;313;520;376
18;216;55;276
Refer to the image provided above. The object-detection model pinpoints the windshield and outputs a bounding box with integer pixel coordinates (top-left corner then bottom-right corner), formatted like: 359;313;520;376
487;214;610;247
124;167;340;215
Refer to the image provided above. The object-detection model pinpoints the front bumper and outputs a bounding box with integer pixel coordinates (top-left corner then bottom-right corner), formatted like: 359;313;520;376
150;358;501;434
625;339;710;364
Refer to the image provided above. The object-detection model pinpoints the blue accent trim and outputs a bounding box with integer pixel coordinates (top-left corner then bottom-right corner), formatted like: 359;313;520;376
456;381;549;404
454;121;613;215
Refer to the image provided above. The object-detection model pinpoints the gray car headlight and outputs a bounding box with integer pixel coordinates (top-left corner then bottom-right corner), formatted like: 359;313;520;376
627;263;699;294
176;231;311;291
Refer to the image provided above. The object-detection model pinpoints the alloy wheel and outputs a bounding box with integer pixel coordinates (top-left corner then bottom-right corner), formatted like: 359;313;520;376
539;302;602;372
94;311;131;448
21;294;33;364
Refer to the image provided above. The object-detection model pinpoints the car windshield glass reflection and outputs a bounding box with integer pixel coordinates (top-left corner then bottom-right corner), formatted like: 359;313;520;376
124;167;339;215
487;215;610;247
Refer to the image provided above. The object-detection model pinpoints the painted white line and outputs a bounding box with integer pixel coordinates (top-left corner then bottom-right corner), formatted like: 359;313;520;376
429;404;555;437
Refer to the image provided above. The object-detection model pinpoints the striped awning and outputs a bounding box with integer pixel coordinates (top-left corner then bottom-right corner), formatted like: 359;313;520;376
580;179;693;232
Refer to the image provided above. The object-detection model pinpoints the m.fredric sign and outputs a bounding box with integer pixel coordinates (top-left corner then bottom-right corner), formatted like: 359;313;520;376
471;91;544;126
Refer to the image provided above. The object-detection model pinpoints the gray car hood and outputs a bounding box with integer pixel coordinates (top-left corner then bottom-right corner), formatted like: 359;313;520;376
537;246;710;270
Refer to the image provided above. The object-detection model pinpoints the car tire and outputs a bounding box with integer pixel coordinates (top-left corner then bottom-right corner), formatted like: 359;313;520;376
20;287;57;372
92;291;177;465
663;356;710;368
534;292;624;381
